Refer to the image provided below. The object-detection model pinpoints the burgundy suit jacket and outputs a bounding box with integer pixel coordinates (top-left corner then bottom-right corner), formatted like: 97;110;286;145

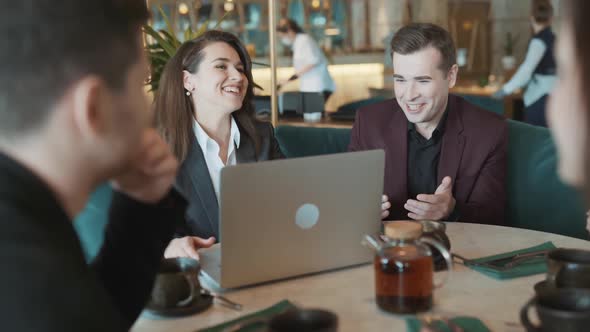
349;94;508;225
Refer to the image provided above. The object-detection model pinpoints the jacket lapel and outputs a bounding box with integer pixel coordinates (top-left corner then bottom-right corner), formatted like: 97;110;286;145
182;131;256;237
438;95;466;185
184;138;219;237
236;134;257;163
387;108;409;211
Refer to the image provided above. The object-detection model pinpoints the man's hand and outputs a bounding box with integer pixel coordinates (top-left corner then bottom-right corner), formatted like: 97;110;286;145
586;210;590;234
277;78;289;91
381;195;391;219
164;236;216;260
111;129;178;204
404;176;456;221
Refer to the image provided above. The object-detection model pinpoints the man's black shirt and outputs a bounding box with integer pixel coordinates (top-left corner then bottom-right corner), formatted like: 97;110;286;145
407;108;449;199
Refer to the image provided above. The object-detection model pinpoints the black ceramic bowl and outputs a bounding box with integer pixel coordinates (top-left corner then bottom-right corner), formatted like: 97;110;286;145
268;309;338;332
522;288;590;332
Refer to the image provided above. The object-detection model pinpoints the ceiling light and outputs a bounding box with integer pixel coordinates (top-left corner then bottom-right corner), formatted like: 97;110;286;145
178;2;189;15
224;0;235;12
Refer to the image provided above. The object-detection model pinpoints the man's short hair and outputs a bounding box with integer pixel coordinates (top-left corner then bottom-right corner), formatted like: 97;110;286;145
0;0;150;137
390;23;456;73
532;0;553;24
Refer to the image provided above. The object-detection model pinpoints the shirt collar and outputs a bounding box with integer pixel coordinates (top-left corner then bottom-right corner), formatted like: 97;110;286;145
193;116;241;151
229;116;241;148
0;152;70;223
407;102;450;138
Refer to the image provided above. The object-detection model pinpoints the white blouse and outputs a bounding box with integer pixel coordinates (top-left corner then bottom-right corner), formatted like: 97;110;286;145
193;117;241;202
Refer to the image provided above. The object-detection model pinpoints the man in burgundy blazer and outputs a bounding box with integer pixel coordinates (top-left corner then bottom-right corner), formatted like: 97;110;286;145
349;23;507;225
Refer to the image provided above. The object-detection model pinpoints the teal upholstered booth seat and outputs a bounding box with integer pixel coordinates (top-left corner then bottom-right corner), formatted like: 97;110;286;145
74;120;588;260
275;125;351;158
456;94;504;116
336;97;387;113
506;120;586;238
74;183;112;260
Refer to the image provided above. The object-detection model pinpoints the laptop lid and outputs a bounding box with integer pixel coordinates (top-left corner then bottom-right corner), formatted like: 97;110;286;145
212;150;384;289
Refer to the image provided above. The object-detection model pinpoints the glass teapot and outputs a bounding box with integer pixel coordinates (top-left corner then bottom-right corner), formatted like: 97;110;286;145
364;221;453;314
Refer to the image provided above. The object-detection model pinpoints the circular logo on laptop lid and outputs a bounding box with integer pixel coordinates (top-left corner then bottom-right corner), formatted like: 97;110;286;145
295;203;320;229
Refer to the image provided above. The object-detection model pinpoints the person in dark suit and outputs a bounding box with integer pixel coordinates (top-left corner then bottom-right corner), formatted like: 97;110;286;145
154;31;284;259
349;23;508;225
0;0;184;330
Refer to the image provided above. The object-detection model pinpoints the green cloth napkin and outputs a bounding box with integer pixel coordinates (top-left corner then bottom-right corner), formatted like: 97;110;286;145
406;316;491;332
197;300;296;332
465;241;556;280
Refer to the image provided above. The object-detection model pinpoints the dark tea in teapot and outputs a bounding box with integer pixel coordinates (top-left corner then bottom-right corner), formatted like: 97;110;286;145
375;245;434;313
373;221;452;314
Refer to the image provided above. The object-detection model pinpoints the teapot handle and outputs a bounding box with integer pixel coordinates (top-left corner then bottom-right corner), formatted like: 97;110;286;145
175;274;197;307
420;237;453;289
520;297;542;332
554;263;568;288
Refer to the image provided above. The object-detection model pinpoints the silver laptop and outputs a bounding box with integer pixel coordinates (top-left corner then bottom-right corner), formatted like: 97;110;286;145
199;150;384;289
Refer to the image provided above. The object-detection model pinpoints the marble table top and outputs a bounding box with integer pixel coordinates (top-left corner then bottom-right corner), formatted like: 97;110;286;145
132;223;590;332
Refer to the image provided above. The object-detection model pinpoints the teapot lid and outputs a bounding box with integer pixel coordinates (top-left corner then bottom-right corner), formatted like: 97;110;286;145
384;221;422;240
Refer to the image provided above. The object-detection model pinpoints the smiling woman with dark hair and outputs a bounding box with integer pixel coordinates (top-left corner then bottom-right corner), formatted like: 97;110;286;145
154;30;284;259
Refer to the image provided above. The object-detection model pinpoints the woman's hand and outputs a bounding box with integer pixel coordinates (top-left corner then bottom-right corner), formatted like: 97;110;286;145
164;236;216;260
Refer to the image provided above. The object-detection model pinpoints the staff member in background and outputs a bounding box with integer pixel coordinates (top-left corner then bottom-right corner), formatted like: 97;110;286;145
493;0;556;127
276;18;336;103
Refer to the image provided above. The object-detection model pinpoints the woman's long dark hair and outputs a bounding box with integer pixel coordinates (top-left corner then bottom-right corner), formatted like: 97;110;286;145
278;19;304;34
154;30;260;162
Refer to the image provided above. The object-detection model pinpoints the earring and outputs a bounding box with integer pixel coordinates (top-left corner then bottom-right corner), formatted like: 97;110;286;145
186;90;191;96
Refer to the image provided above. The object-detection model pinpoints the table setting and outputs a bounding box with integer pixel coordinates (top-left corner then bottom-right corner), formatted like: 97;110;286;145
132;222;590;332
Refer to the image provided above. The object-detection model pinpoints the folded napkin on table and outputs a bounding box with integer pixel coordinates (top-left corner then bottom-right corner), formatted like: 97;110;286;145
197;300;296;332
406;316;491;332
461;241;556;280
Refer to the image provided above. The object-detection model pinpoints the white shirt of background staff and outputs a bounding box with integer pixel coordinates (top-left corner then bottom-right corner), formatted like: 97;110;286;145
292;33;336;93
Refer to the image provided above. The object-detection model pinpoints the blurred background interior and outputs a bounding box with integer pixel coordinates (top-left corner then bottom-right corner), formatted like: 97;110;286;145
145;0;561;121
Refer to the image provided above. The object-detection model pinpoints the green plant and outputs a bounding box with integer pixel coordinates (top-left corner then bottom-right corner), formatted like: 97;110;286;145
503;32;519;56
143;7;228;92
477;76;489;88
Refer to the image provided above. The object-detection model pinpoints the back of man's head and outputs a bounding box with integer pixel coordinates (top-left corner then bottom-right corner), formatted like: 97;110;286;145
390;23;456;73
0;0;149;138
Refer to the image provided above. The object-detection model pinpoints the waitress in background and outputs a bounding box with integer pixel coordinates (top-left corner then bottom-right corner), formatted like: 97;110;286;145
493;0;556;127
276;18;336;103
